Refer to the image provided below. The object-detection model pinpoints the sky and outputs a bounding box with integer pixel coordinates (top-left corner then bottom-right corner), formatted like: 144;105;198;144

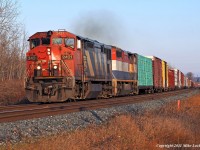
19;0;200;76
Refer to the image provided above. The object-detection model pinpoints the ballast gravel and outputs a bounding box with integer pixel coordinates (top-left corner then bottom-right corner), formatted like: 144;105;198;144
0;90;199;144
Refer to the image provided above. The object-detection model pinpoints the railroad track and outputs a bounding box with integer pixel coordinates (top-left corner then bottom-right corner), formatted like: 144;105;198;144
0;89;195;123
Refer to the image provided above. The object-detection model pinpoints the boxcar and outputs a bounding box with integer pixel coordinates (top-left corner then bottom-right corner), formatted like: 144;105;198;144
174;69;179;89
147;56;162;92
188;79;191;88
178;70;182;88
184;76;188;88
168;69;175;90
137;54;153;93
180;72;185;88
162;60;168;91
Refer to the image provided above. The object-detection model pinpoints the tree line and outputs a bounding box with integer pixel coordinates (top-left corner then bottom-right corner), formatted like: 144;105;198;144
0;0;27;81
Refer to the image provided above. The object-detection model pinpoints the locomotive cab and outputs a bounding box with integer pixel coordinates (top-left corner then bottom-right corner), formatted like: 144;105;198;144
25;30;78;102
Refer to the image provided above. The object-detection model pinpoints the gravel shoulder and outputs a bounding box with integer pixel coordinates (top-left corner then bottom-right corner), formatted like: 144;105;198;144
0;90;199;145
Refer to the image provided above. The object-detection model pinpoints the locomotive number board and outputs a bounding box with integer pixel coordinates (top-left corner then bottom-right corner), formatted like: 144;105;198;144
27;55;38;61
61;54;73;60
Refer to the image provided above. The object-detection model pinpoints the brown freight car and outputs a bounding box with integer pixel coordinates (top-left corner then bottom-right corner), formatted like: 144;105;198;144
181;72;185;88
147;56;162;92
168;69;175;90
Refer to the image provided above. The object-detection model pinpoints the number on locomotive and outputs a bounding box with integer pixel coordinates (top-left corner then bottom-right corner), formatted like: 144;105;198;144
61;54;73;60
27;55;37;61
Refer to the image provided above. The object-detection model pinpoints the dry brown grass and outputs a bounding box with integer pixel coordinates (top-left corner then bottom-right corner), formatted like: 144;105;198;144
2;92;200;150
0;80;26;105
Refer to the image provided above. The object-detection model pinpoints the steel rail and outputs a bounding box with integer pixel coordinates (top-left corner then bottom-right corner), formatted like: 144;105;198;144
0;89;194;123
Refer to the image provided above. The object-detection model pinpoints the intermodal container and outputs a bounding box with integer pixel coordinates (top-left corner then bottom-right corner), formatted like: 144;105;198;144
137;54;153;88
162;60;168;90
168;69;175;90
147;56;162;91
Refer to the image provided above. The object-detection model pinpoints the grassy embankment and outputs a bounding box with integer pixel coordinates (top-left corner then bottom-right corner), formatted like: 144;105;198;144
0;80;26;105
2;91;200;150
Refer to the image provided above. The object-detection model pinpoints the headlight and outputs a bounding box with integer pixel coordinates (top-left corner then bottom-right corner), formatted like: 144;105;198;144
53;65;58;69
47;48;51;55
37;66;41;70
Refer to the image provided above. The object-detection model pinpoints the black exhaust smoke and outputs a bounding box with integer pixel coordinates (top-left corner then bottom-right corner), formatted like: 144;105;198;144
71;10;125;46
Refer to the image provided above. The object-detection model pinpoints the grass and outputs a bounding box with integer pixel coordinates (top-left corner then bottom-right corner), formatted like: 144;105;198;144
1;91;200;150
0;80;26;105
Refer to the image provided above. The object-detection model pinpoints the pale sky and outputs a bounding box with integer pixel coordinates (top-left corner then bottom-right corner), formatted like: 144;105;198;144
20;0;200;76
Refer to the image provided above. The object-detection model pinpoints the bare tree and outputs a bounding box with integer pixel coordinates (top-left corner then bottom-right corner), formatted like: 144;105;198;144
0;0;28;81
186;72;194;81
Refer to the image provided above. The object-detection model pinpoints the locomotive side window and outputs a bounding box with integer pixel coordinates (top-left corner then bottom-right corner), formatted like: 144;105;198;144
65;38;74;48
31;38;40;49
53;38;62;44
41;37;50;45
116;50;122;58
84;42;93;50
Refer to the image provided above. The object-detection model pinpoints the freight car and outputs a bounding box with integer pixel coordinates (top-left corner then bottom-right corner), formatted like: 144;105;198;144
162;60;168;91
168;69;175;90
25;30;192;102
137;54;153;93
147;56;162;92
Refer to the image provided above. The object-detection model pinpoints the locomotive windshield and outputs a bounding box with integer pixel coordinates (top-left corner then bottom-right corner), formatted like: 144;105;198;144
52;38;62;44
30;38;50;49
30;38;40;49
41;37;50;45
65;38;75;48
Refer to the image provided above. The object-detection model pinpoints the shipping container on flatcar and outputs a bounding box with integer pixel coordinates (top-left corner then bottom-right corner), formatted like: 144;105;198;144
168;69;175;90
162;60;168;91
111;47;138;96
136;54;153;93
147;56;162;92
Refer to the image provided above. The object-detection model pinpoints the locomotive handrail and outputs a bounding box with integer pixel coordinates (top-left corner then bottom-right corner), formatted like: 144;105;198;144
26;63;34;79
60;60;72;77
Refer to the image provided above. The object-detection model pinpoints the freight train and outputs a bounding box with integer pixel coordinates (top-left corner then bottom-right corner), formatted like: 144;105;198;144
25;30;194;102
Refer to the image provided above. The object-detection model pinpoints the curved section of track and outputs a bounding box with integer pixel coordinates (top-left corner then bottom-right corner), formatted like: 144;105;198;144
0;89;194;123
